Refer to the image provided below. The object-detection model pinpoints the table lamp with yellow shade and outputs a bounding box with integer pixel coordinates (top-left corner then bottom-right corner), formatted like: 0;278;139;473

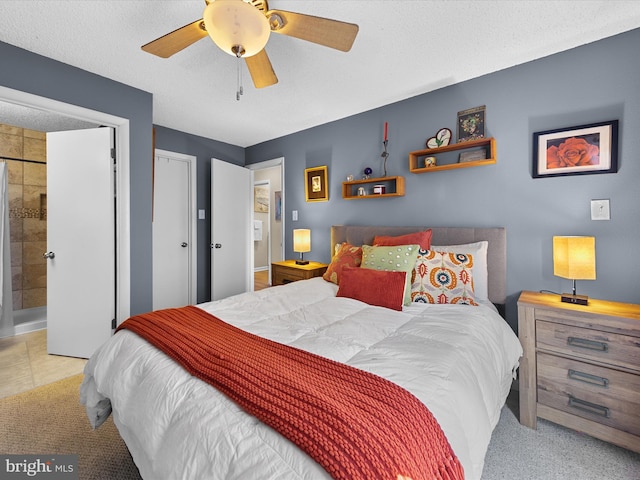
553;236;596;305
293;229;311;265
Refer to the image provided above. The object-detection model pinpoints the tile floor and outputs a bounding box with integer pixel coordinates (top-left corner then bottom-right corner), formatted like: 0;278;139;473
0;329;87;399
1;276;274;401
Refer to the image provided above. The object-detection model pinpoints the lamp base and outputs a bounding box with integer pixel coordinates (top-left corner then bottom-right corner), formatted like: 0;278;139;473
560;293;589;306
295;259;309;265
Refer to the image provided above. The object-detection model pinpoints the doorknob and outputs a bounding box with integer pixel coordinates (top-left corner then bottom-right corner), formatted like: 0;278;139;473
43;251;55;259
210;243;222;249
181;242;188;247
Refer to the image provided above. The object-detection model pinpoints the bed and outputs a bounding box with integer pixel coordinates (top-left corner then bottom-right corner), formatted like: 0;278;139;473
80;225;522;480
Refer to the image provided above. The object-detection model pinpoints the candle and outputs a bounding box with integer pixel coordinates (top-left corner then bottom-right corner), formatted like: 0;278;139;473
384;122;388;142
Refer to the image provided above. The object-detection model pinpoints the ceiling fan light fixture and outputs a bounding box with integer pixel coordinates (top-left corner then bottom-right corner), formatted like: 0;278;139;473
203;0;270;58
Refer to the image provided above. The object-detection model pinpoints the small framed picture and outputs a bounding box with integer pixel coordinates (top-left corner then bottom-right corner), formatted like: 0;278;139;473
459;150;487;163
254;185;269;213
274;191;282;221
532;120;618;178
304;165;329;202
457;105;485;142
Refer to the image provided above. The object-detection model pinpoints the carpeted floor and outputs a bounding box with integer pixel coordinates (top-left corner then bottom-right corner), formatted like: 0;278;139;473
0;374;141;480
482;392;640;480
1;375;639;479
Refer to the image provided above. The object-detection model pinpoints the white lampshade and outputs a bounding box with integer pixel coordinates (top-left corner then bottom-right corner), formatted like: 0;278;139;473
553;236;596;280
293;229;311;253
203;0;270;57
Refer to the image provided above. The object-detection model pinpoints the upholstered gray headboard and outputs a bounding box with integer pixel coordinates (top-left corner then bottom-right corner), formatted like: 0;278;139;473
330;225;507;306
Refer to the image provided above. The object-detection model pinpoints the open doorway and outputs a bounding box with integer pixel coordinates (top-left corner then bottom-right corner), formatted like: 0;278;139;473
248;157;284;289
0;86;131;344
0;89;131;395
0;102;99;337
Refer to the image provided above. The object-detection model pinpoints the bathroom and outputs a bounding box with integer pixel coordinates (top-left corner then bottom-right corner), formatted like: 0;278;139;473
0;122;48;339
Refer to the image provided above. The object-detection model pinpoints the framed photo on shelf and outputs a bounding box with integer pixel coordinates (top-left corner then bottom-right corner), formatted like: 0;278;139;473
532;120;618;178
304;165;329;202
459;150;487;163
457;105;485;142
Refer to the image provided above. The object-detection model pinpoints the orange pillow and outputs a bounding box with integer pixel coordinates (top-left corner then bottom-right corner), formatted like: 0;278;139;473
336;266;406;311
322;243;363;285
373;229;432;251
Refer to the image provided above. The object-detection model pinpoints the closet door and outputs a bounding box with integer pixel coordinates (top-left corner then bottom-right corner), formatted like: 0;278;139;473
210;159;252;301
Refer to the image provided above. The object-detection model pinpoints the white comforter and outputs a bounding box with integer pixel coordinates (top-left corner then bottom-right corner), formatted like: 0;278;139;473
80;278;522;480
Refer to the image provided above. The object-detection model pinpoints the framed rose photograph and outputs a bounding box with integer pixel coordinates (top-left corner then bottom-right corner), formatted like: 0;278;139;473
532;120;618;178
304;165;329;202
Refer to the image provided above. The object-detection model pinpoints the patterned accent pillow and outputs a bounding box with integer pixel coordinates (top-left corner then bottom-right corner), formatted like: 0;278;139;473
323;243;363;285
430;241;488;302
411;250;477;306
361;244;420;306
336;266;406;311
373;229;432;251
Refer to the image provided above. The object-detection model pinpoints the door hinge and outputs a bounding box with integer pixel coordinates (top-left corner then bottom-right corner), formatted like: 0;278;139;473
111;318;117;329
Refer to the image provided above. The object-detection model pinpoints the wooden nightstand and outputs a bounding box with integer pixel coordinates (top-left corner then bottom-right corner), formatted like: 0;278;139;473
271;260;328;286
518;290;640;453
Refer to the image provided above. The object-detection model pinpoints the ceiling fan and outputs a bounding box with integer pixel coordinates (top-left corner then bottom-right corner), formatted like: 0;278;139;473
141;0;359;90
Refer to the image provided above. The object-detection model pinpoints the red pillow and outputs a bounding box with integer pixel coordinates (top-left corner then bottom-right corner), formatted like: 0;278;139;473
336;266;406;311
323;243;362;285
373;230;432;251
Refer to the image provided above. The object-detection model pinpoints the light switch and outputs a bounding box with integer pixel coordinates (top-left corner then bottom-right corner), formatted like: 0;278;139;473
198;209;206;220
292;210;298;221
591;199;610;220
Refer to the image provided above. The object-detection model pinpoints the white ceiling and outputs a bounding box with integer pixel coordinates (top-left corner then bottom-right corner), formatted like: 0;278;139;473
1;1;640;147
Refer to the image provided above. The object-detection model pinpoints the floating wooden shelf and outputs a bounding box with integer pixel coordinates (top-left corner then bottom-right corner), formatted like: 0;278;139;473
409;137;496;173
342;176;405;199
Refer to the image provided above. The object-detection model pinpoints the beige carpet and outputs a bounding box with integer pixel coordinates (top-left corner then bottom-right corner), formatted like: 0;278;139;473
0;374;141;480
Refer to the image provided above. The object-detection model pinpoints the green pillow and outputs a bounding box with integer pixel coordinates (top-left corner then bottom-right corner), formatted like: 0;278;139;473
361;244;420;305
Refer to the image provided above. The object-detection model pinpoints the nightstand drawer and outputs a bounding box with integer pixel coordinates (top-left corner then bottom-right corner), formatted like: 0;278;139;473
274;269;307;284
271;261;328;286
536;319;640;371
537;352;640;436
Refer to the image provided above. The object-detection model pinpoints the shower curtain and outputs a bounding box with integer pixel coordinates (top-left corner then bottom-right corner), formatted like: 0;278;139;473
0;162;14;338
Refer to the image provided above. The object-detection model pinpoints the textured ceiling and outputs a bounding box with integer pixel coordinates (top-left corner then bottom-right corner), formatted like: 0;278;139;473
1;1;640;147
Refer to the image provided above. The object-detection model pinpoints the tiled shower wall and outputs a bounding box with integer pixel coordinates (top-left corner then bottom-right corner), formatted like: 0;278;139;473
0;123;47;310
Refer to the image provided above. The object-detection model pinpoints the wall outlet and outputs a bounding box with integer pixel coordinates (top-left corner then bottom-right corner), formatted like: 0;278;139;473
292;210;298;221
591;199;610;220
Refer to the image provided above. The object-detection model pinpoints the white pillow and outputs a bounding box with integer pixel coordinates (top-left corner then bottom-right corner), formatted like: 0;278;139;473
430;241;488;301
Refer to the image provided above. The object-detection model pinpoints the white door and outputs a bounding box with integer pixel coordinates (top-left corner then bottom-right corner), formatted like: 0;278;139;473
211;159;252;301
46;127;115;358
153;151;196;310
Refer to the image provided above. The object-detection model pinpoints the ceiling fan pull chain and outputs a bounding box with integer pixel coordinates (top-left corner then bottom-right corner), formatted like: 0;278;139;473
236;54;244;101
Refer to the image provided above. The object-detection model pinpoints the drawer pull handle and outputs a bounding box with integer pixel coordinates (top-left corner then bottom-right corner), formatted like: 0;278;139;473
568;396;610;418
568;369;609;388
567;336;608;352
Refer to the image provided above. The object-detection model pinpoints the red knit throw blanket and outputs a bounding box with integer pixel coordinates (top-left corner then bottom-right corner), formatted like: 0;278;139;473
117;306;464;480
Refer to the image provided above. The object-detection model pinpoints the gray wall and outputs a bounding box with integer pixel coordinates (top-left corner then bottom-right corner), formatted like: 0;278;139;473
246;28;640;330
0;41;154;316
3;27;639;329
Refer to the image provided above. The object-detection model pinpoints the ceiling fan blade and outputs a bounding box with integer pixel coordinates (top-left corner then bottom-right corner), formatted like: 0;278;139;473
245;49;278;88
141;19;208;58
267;10;358;52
